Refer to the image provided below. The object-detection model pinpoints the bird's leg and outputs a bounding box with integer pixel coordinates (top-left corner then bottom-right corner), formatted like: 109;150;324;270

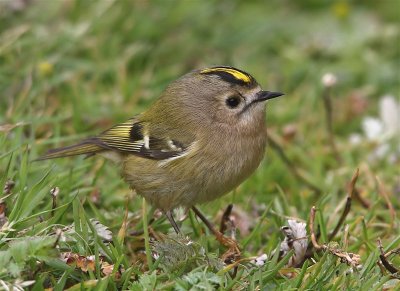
165;210;181;234
191;206;241;263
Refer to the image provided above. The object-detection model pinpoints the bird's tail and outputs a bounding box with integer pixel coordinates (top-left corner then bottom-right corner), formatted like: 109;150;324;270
36;140;103;160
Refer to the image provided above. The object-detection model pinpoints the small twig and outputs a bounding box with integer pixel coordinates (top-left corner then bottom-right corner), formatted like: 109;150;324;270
50;187;60;217
220;204;233;233
384;248;400;258
378;238;399;274
309;206;361;267
328;169;359;240
309;206;323;250
328;246;361;268
322;86;342;164
377;261;387;274
267;133;322;195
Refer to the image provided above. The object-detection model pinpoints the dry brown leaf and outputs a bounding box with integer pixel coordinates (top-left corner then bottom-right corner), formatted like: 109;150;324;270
60;252;123;278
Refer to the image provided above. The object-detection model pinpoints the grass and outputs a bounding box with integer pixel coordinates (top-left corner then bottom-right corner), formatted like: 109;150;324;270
0;0;399;290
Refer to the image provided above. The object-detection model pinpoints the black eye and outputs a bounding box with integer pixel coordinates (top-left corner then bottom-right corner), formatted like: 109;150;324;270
225;96;241;108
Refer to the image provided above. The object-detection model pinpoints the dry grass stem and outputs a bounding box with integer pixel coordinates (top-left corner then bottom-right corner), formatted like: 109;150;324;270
309;206;323;250
377;238;399;274
219;204;234;233
322;87;342;164
328;168;359;240
310;206;361;268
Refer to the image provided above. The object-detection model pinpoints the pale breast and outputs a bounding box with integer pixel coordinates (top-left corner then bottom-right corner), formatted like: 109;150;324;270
189;130;267;204
121;129;266;211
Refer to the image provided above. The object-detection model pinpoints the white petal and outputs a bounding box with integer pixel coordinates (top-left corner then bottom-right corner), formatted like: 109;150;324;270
362;117;384;141
349;134;363;145
379;95;400;138
321;73;337;87
255;260;265;267
258;253;268;261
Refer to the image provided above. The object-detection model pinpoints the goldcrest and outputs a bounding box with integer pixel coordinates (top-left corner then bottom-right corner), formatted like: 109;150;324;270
39;66;283;231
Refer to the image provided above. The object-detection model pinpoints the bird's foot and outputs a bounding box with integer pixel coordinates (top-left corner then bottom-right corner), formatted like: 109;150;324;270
215;231;241;263
191;205;241;263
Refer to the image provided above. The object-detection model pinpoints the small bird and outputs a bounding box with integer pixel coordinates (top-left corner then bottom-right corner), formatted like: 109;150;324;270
39;66;283;235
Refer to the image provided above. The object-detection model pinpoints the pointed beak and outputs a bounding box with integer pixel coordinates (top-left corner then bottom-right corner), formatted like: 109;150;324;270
255;90;284;102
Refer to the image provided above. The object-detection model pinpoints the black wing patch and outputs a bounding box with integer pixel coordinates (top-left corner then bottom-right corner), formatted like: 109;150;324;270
129;123;144;141
93;119;187;160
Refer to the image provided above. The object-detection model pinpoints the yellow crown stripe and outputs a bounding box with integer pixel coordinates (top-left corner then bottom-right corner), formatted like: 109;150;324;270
201;67;251;83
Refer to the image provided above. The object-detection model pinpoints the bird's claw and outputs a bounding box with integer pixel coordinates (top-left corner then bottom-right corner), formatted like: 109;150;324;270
215;231;241;263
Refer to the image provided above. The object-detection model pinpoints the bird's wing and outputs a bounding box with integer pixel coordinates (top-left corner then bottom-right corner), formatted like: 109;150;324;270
96;118;188;159
38;118;188;160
